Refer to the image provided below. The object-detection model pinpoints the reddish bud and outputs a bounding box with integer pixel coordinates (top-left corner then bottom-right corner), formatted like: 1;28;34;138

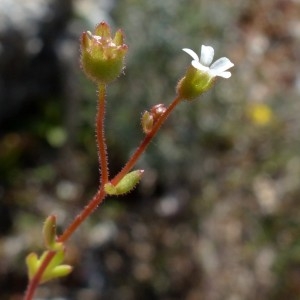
150;104;167;122
141;104;166;135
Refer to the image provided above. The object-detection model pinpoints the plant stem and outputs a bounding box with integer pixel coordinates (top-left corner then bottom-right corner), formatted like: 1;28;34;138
23;190;106;300
60;95;182;242
97;84;109;186
58;189;105;243
24;251;56;300
111;95;182;185
23;95;182;300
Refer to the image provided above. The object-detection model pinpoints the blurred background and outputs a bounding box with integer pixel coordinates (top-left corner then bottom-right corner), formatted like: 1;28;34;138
1;0;300;299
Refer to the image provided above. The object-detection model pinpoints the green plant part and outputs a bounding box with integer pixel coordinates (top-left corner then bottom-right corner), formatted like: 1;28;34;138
81;22;128;84
43;215;60;250
26;247;72;284
23;21;235;300
104;170;144;196
177;45;234;100
141;111;154;134
141;104;167;134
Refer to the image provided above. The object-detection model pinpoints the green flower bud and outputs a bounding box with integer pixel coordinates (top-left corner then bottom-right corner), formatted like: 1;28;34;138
104;170;144;196
141;111;154;134
81;22;128;84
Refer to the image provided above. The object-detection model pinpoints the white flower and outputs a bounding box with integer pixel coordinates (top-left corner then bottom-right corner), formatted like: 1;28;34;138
182;45;234;78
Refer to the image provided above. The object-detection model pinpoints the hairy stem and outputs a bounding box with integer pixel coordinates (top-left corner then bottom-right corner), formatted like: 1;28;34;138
60;95;182;242
23;95;182;300
97;84;109;186
111;95;182;185
24;251;56;300
58;189;105;243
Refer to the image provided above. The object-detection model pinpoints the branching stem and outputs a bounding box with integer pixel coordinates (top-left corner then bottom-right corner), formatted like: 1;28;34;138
24;94;182;300
111;95;182;185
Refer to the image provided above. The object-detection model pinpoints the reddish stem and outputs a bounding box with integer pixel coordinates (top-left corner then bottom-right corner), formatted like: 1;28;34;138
97;84;109;186
60;95;182;242
23;190;106;300
24;251;56;300
111;95;182;185
23;95;182;300
58;189;105;243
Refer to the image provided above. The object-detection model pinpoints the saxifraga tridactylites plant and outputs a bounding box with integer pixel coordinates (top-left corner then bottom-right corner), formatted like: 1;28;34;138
23;22;234;300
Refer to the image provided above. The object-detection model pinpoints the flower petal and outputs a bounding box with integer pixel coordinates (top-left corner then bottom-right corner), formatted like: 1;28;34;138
191;60;209;72
200;45;214;66
217;71;232;78
182;48;199;61
210;57;234;74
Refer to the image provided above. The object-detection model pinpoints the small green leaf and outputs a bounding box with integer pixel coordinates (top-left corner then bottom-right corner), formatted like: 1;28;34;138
43;215;57;250
25;245;73;284
104;170;144;196
46;248;65;270
26;252;39;280
50;265;73;279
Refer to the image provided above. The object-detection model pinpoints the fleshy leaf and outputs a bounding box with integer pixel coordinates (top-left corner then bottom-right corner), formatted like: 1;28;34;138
26;252;39;280
104;170;144;196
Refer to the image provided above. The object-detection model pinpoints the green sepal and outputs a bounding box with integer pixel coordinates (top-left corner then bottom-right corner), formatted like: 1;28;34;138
177;66;215;100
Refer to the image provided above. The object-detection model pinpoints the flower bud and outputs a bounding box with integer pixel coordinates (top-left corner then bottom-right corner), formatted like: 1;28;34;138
141;104;166;134
141;111;154;134
150;104;167;121
81;22;128;84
